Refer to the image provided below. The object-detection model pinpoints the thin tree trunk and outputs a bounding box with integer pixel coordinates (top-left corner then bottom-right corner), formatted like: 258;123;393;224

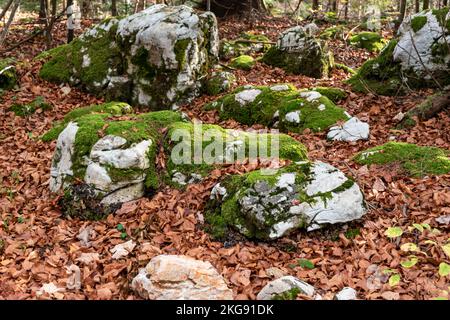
312;0;319;10
67;0;74;43
0;0;14;22
344;0;348;19
0;0;20;46
111;0;117;16
395;0;407;31
423;0;430;10
415;0;420;12
444;0;448;6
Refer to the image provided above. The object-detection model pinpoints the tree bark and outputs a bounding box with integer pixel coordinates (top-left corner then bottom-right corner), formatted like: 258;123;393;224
423;0;430;10
312;0;319;10
208;0;267;17
415;0;420;13
395;0;407;31
111;0;117;16
0;0;20;46
67;0;74;43
0;0;14;22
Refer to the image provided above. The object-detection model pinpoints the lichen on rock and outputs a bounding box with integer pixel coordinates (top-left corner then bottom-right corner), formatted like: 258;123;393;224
205;84;349;133
262;26;334;78
39;5;219;109
354;142;450;177
205;161;366;240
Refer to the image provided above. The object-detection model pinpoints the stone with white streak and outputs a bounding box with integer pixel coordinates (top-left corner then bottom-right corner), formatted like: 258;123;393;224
327;117;370;142
257;276;315;300
131;255;233;300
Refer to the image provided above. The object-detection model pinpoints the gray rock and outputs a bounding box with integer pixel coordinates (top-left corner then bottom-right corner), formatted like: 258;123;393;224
257;276;315;300
327;117;370;142
334;287;357;300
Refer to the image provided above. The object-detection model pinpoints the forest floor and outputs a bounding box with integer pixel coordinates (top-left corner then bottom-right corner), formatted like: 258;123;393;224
0;14;449;300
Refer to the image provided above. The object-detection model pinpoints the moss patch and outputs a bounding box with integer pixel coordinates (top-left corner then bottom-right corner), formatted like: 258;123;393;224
9;96;52;117
354;142;450;177
229;55;255;70
205;85;348;133
310;87;347;102
219;32;271;60
204;71;236;95
349;32;385;52
411;16;427;32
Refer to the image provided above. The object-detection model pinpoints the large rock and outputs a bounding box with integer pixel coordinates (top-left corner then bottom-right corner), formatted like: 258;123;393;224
40;5;219;109
349;8;450;95
262;26;334;78
131;255;233;300
205;84;350;133
47;102;308;217
206;161;366;240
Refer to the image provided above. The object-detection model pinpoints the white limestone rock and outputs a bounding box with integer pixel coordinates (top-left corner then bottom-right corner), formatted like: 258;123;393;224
257;276;315;300
335;287;357;300
235;89;262;105
327;117;370;142
131;255;233;300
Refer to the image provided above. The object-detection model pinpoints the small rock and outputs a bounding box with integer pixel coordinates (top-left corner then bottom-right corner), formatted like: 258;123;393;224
256;276;315;300
436;215;450;225
334;287;357;300
327;117;370;142
111;240;136;259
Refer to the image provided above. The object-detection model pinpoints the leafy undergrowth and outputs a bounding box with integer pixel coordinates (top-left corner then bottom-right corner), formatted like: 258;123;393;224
0;14;449;300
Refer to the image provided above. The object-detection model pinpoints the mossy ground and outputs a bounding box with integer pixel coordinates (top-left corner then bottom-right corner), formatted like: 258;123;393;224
354;142;450;177
9;96;52;117
349;32;385;52
219;32;271;60
205;85;348;133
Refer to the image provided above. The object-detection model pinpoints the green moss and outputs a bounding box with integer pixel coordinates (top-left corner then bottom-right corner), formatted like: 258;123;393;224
206;85;348;133
411;16;427;33
9;96;52;117
219;32;271;60
311;87;347;102
335;63;356;75
229;55;255;70
205;71;236;95
397;91;446;129
320;26;346;40
354;142;450;177
174;38;191;70
432;8;450;32
41;102;133;141
271;288;301;300
0;58;17;90
349;32;385;52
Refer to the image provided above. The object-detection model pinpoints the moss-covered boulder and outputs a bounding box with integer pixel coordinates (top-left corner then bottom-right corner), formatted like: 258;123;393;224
206;161;366;240
354;142;450;177
40;5;219;109
48;102;308;217
262;26;334;78
229;55;255;70
204;71;236;95
219;32;271;60
349;8;450;95
0;58;17;90
205;84;349;133
349;32;385;52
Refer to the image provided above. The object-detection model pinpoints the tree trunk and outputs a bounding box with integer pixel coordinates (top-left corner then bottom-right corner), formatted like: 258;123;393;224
208;0;267;17
0;0;20;46
111;0;117;16
67;0;74;43
423;0;430;10
332;0;338;12
0;0;14;22
312;0;319;10
415;0;420;12
344;0;348;19
395;0;407;31
444;0;448;6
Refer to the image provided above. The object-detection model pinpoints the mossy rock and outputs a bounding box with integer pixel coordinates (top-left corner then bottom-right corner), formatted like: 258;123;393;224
229;55;255;70
354;142;450;177
219;32;271;60
310;87;347;102
347;40;404;96
349;32;386;52
204;71;236;95
48;101;309;217
262;26;334;79
205;84;349;133
0;58;17;90
39;5;219;109
320;26;346;40
9;96;52;117
205;161;366;240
